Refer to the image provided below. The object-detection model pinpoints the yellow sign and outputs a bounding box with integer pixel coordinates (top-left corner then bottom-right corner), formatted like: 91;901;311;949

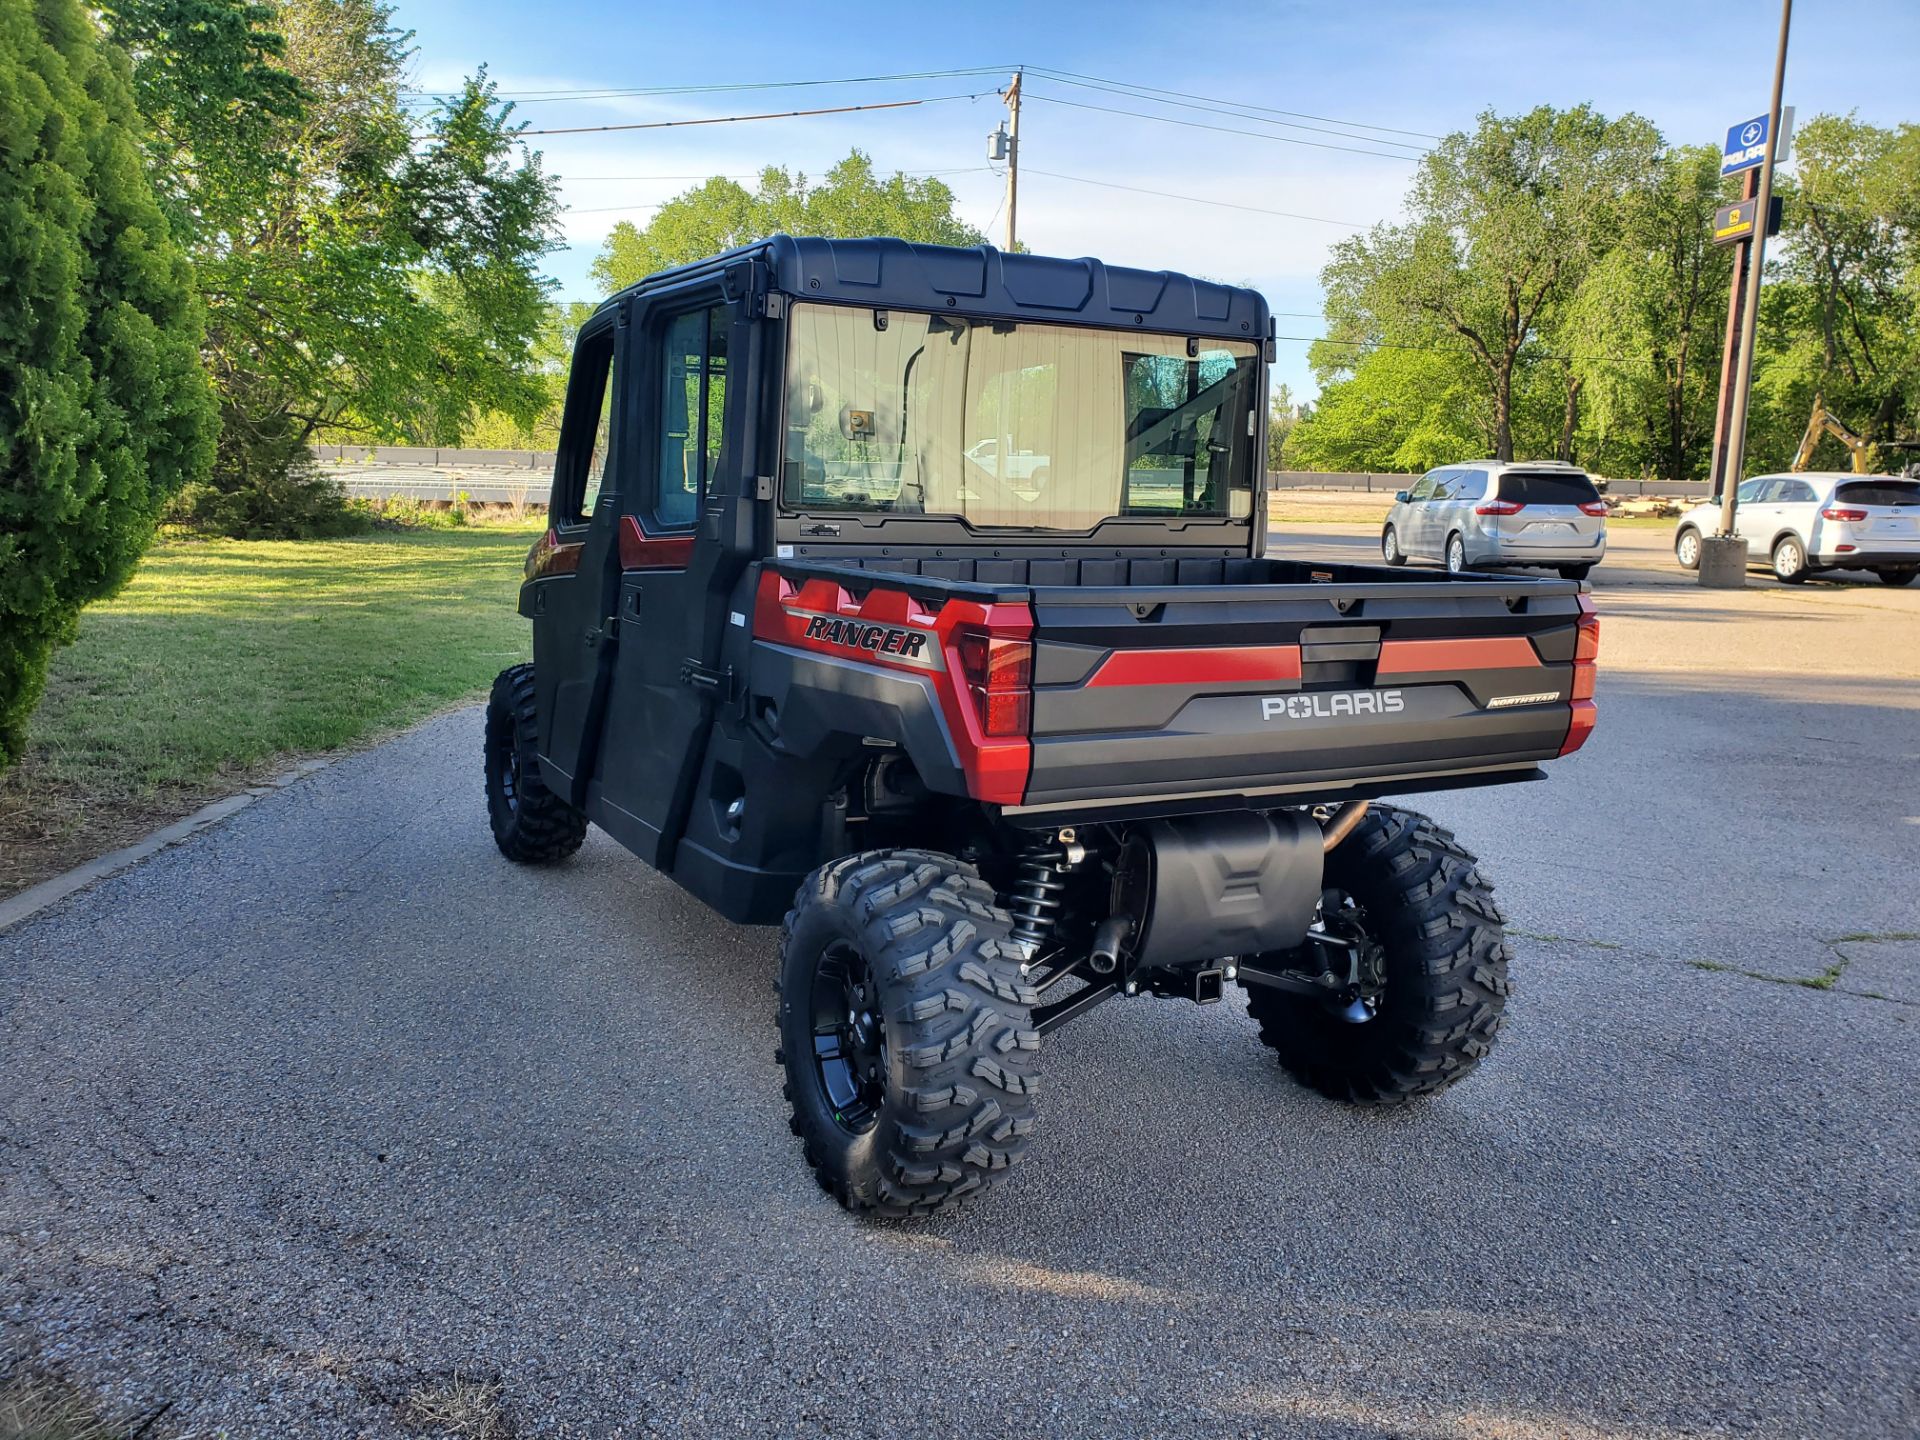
1713;202;1756;243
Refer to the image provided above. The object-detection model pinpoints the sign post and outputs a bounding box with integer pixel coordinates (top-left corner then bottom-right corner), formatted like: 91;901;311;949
1699;0;1793;589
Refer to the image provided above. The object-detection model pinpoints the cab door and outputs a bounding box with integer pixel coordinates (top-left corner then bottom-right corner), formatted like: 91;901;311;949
589;292;744;869
530;306;627;804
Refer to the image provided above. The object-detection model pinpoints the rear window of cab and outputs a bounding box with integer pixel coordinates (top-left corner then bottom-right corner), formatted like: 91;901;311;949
1498;471;1601;505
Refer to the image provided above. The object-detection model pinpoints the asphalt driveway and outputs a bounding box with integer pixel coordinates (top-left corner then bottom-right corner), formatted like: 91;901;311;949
3;534;1916;1438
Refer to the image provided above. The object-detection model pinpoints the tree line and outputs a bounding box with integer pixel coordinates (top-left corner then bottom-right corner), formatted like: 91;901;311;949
1281;105;1920;481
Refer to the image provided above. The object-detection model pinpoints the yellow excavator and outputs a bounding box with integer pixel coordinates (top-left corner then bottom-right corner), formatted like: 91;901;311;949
1790;396;1878;474
1789;397;1920;476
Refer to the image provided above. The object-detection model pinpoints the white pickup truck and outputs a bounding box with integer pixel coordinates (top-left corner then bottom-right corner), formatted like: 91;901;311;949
964;437;1050;482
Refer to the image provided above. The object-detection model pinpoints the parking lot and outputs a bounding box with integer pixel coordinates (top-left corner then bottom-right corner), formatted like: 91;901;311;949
2;522;1916;1438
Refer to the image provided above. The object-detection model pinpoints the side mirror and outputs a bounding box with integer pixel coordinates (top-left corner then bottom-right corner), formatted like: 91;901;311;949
1394;490;1411;503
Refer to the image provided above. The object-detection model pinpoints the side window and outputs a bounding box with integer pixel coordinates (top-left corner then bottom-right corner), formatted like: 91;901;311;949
1458;468;1488;499
654;304;730;530
1432;470;1460;501
556;325;616;526
1778;479;1816;503
1410;475;1438;502
1736;477;1768;504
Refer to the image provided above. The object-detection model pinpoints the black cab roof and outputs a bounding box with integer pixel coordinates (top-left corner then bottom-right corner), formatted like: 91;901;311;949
601;233;1270;344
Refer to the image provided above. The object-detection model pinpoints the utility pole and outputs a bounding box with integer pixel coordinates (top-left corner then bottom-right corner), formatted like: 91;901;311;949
1705;166;1760;499
1002;69;1021;252
1700;0;1792;587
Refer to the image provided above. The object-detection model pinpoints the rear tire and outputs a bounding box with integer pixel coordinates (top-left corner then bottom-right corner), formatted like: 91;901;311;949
1771;535;1808;584
1675;526;1701;571
1445;532;1469;575
484;664;587;864
1879;569;1917;587
1557;563;1593;581
778;850;1040;1218
1381;525;1406;566
1244;806;1510;1104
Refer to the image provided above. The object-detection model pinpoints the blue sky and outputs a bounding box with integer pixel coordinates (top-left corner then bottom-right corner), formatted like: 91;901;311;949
396;0;1919;399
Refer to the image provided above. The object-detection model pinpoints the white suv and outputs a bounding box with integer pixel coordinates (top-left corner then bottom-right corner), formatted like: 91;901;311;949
1674;473;1920;585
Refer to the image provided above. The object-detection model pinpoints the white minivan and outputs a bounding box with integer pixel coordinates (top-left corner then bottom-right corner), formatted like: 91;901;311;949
1382;460;1608;579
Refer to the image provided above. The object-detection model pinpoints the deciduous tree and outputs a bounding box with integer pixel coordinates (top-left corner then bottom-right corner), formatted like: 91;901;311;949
594;151;985;292
1317;105;1663;463
100;0;562;535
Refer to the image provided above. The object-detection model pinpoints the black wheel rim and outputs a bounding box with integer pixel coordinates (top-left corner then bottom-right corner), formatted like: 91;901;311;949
493;743;520;813
810;940;887;1134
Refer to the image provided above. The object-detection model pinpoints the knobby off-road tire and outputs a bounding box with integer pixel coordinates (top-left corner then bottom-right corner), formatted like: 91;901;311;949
484;664;588;864
1245;806;1510;1104
777;850;1040;1218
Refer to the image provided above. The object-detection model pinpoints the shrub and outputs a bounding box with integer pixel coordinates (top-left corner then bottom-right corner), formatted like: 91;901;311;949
0;0;216;766
166;408;366;539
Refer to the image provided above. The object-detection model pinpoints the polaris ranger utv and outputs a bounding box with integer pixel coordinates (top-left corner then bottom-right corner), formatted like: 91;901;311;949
486;236;1598;1217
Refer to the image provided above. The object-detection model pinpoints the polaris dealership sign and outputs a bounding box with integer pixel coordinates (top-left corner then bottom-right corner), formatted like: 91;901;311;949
1721;106;1794;177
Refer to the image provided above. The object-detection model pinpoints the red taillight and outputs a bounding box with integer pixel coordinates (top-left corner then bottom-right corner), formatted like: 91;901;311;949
1821;507;1867;522
956;629;1033;738
1560;596;1599;756
1578;500;1610;517
1475;499;1525;516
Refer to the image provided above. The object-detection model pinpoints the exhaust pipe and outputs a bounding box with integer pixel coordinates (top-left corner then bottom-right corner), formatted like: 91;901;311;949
1319;801;1369;853
1088;915;1131;974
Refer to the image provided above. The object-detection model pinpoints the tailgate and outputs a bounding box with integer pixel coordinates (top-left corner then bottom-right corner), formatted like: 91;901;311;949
1021;567;1591;812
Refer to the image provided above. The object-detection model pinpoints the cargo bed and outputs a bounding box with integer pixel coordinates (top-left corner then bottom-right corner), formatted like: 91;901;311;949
756;555;1596;818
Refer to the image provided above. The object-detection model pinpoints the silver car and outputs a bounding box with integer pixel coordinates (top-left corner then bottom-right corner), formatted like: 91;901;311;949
1381;461;1609;579
1673;472;1920;585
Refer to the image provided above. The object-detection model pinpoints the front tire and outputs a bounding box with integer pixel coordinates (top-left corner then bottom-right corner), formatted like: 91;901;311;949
778;850;1040;1218
1772;535;1808;583
484;664;587;864
1675;526;1701;571
1381;525;1406;566
1244;806;1510;1104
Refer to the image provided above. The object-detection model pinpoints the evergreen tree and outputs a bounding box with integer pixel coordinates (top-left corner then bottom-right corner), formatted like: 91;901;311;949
0;0;216;765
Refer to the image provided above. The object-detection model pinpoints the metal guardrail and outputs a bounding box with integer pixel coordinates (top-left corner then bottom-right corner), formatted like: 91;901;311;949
1266;470;1714;499
315;444;556;469
314;448;1716;505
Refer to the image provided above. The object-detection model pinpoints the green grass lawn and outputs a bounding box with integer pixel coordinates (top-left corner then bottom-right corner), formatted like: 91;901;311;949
0;522;541;898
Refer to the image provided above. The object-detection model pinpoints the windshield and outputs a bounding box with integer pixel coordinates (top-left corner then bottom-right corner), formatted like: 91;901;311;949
781;304;1259;531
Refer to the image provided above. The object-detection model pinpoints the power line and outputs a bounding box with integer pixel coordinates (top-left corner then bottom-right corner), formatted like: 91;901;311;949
507;92;990;138
558;166;993;183
402;62;1443;148
1023;91;1425;161
1023;168;1367;229
1021;69;1430;152
404;66;1010;104
1024;65;1443;141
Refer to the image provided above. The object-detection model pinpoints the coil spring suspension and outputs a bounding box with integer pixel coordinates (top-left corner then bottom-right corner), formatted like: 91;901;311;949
1008;831;1083;955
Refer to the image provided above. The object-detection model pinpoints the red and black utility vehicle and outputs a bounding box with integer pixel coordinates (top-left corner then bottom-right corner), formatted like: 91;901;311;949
487;236;1599;1216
